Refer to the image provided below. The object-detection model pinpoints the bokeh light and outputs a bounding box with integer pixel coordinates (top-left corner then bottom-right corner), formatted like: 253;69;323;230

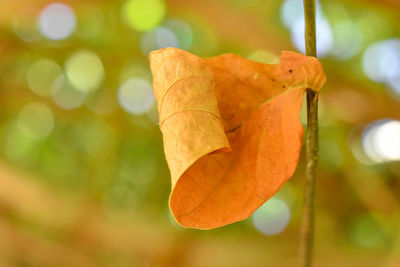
291;15;333;57
51;74;87;109
252;198;290;236
118;77;154;115
280;0;323;29
141;26;179;56
2;0;400;265
348;125;373;165
280;0;354;60
27;58;62;96
17;102;54;140
142;18;195;53
362;39;400;97
362;119;400;163
65;50;105;92
164;18;193;50
362;42;386;83
281;0;336;57
39;3;76;40
331;20;363;60
362;39;400;83
122;0;166;32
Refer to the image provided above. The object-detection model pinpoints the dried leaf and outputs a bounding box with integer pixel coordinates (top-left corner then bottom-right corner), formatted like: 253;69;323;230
150;48;326;229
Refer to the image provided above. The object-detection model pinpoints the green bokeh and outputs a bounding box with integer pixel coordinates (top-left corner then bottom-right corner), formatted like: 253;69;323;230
65;50;105;92
122;0;166;32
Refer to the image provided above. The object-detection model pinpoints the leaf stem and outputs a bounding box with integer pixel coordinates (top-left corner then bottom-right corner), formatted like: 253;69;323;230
300;0;318;267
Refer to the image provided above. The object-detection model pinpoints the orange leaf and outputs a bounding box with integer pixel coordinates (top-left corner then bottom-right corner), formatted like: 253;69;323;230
150;48;326;229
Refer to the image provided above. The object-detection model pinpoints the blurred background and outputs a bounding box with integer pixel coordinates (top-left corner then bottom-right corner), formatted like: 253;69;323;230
1;0;400;266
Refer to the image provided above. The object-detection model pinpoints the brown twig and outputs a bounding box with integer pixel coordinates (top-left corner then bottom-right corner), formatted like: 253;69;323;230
300;0;319;266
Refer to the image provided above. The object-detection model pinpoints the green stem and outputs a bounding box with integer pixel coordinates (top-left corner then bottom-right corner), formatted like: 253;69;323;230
300;0;318;267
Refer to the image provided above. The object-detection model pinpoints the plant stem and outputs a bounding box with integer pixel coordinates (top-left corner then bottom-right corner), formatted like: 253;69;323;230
300;0;318;267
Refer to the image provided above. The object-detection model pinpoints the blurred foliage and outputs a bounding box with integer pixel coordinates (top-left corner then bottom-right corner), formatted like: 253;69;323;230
1;0;400;266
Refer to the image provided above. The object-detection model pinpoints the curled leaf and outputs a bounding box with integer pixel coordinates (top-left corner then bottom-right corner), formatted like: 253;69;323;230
150;48;326;229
